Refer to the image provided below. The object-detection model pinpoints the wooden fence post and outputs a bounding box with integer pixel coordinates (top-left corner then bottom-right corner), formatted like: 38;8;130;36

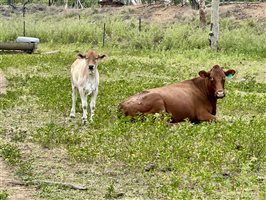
102;23;106;48
23;21;26;36
22;2;28;36
139;17;141;32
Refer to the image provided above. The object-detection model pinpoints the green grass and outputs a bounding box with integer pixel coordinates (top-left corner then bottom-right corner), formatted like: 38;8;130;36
0;9;265;200
0;191;9;200
0;143;22;165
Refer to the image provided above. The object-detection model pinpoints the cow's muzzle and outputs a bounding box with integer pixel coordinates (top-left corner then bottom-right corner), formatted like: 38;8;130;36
216;90;225;98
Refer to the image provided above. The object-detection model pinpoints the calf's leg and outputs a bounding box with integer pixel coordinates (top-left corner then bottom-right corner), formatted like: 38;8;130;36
70;85;77;118
79;88;88;124
89;90;98;121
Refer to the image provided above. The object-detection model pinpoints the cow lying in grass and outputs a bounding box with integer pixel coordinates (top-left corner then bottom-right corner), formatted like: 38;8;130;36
119;65;236;123
70;50;106;124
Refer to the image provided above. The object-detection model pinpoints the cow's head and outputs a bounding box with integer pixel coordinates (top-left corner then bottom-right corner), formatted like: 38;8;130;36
199;65;236;99
77;50;106;74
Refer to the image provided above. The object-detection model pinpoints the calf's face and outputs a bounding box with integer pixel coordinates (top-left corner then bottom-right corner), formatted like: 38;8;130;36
199;65;236;98
77;51;106;74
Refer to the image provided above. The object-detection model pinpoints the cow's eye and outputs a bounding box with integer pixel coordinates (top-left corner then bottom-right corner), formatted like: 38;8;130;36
209;77;214;81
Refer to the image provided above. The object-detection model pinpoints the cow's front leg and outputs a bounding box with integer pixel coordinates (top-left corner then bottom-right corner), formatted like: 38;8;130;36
198;111;216;122
79;88;88;124
90;90;98;121
70;84;77;118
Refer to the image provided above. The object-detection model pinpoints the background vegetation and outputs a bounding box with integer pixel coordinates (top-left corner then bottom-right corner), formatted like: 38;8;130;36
0;0;263;7
0;3;265;200
0;11;266;57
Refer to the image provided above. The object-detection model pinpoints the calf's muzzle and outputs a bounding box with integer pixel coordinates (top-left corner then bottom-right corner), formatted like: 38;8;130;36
88;65;94;70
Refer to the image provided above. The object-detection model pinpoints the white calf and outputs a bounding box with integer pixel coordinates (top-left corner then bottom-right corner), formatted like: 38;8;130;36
69;50;106;124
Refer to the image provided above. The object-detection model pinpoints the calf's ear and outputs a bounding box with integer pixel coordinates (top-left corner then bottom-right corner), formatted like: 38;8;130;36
224;69;236;79
77;53;86;59
98;54;106;60
199;70;210;78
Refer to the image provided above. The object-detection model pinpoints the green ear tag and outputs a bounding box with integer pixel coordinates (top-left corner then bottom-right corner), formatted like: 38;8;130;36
226;74;233;79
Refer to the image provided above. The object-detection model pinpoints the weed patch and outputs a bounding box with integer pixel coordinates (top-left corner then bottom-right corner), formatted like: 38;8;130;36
29;76;70;112
0;191;8;200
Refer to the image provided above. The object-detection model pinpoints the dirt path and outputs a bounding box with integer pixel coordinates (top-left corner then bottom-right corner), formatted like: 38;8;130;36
0;71;7;95
0;73;34;199
0;158;34;200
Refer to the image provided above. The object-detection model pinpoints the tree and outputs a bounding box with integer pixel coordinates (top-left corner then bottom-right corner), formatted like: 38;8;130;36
191;0;199;10
199;0;206;27
64;0;68;8
209;0;219;50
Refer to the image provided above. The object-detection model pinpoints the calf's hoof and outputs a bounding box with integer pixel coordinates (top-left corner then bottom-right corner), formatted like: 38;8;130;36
70;114;75;118
82;118;87;125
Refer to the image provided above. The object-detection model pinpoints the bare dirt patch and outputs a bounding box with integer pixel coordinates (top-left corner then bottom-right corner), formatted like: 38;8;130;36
1;3;266;23
0;158;34;200
0;71;7;95
219;3;266;21
85;3;266;23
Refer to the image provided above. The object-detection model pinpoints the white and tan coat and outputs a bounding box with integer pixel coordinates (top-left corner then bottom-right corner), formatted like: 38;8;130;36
70;50;105;124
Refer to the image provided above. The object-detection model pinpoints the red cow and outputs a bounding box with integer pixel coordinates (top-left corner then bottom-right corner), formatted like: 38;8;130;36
119;65;236;123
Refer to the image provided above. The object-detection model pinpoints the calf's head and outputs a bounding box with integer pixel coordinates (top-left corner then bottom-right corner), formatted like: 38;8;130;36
199;65;236;98
77;50;106;74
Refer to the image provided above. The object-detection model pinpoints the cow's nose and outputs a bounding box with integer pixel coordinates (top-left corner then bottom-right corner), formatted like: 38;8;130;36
216;90;225;98
88;65;94;70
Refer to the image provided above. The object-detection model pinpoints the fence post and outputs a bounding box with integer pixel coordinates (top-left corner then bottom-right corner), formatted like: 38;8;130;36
23;2;27;36
23;21;26;36
102;23;106;48
139;17;141;32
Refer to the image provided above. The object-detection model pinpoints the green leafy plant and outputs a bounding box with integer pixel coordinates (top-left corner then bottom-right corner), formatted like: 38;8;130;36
0;191;8;200
0;143;21;165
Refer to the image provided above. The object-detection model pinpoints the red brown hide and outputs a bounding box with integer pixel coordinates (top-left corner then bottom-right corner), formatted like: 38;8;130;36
119;65;236;123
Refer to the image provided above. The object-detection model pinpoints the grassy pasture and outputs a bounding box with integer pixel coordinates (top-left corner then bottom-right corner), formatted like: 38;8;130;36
0;8;266;200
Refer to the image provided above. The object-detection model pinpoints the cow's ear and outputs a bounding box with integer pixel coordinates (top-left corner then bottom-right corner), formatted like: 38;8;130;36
224;69;236;79
97;54;106;60
77;53;86;59
199;70;210;78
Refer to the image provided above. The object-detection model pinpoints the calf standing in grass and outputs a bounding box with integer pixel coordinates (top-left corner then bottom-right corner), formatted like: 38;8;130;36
70;50;106;124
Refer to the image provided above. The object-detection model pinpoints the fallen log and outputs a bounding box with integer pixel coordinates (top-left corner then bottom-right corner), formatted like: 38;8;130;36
0;42;37;53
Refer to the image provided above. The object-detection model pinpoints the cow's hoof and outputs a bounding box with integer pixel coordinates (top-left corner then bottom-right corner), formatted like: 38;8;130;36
70;114;75;118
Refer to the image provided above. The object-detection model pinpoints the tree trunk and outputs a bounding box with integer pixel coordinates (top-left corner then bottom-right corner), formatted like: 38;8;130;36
76;0;84;9
209;0;219;50
64;0;68;9
191;0;199;10
199;0;206;27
